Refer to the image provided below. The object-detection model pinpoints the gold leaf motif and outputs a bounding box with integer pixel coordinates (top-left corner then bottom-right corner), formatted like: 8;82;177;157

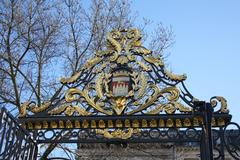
143;55;164;67
60;71;82;84
117;55;129;65
83;56;102;70
137;61;151;71
48;105;91;116
35;121;42;129
159;119;165;127
176;119;182;127
142;119;148;127
95;128;140;139
50;121;58;128
96;73;104;99
164;103;176;114
193;117;199;126
19;101;51;117
132;46;152;55
48;104;68;115
108;120;114;128
166;119;174;127
106;30;122;53
59;121;64;128
43;121;48;128
128;85;180;115
150;119;157;127
112;97;127;115
91;120;96;128
75;120;81;128
124;119;131;127
99;120;105;128
146;104;165;114
164;69;187;81
183;118;191;127
217;118;225;126
137;73;147;99
65;88;112;115
82;120;89;128
210;96;228;113
173;102;192;112
116;119;123;128
133;119;139;128
66;120;73;128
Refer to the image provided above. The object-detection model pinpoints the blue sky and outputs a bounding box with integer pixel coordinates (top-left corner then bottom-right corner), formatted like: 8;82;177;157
132;1;240;123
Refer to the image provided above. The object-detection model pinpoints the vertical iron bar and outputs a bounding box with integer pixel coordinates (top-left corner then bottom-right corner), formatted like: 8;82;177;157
203;102;213;160
197;101;213;160
219;127;225;160
2;117;13;159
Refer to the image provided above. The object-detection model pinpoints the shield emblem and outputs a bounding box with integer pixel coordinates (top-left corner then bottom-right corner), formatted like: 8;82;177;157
111;70;130;97
110;69;130;115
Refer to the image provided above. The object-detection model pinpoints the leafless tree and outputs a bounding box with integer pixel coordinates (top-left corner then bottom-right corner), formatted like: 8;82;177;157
0;0;63;114
0;0;175;159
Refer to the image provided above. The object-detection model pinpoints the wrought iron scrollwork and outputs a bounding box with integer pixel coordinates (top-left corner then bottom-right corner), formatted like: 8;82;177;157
0;107;37;160
18;28;231;144
223;122;240;160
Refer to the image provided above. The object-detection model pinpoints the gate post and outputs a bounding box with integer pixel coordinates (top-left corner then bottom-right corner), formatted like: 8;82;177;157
196;101;213;160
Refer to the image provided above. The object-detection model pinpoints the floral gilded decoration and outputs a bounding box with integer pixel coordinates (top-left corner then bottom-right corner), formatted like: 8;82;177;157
19;28;227;118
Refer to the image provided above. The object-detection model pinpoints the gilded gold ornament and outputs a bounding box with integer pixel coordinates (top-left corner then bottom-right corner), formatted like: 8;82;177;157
166;119;174;127
66;120;73;128
82;120;89;128
175;119;182;127
108;120;113;128
133;119;139;128
210;96;228;113
183;118;191;127
112;97;127;115
35;121;42;129
65;88;112;115
125;119;131;127
142;119;148;127
20;101;51;117
50;121;58;128
143;55;164;67
116;119;123;128
159;119;165;127
99;120;105;128
95;128;140;139
75;120;81;128
59;121;64;128
150;119;157;127
91;120;96;128
217;118;225;126
164;69;187;81
60;71;82;84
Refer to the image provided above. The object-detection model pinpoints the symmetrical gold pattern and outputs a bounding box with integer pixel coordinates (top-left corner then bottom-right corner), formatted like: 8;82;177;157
19;28;229;139
22;117;230;130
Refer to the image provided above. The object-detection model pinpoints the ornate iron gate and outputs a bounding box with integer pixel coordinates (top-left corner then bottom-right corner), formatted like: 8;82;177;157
1;28;239;160
0;107;38;160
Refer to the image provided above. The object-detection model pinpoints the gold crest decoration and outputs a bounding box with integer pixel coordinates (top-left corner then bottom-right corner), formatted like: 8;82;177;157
19;29;228;139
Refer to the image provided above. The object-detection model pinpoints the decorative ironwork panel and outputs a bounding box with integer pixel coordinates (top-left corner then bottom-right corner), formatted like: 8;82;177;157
223;122;240;160
33;128;202;144
15;28;238;160
0;107;37;160
19;29;229;119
